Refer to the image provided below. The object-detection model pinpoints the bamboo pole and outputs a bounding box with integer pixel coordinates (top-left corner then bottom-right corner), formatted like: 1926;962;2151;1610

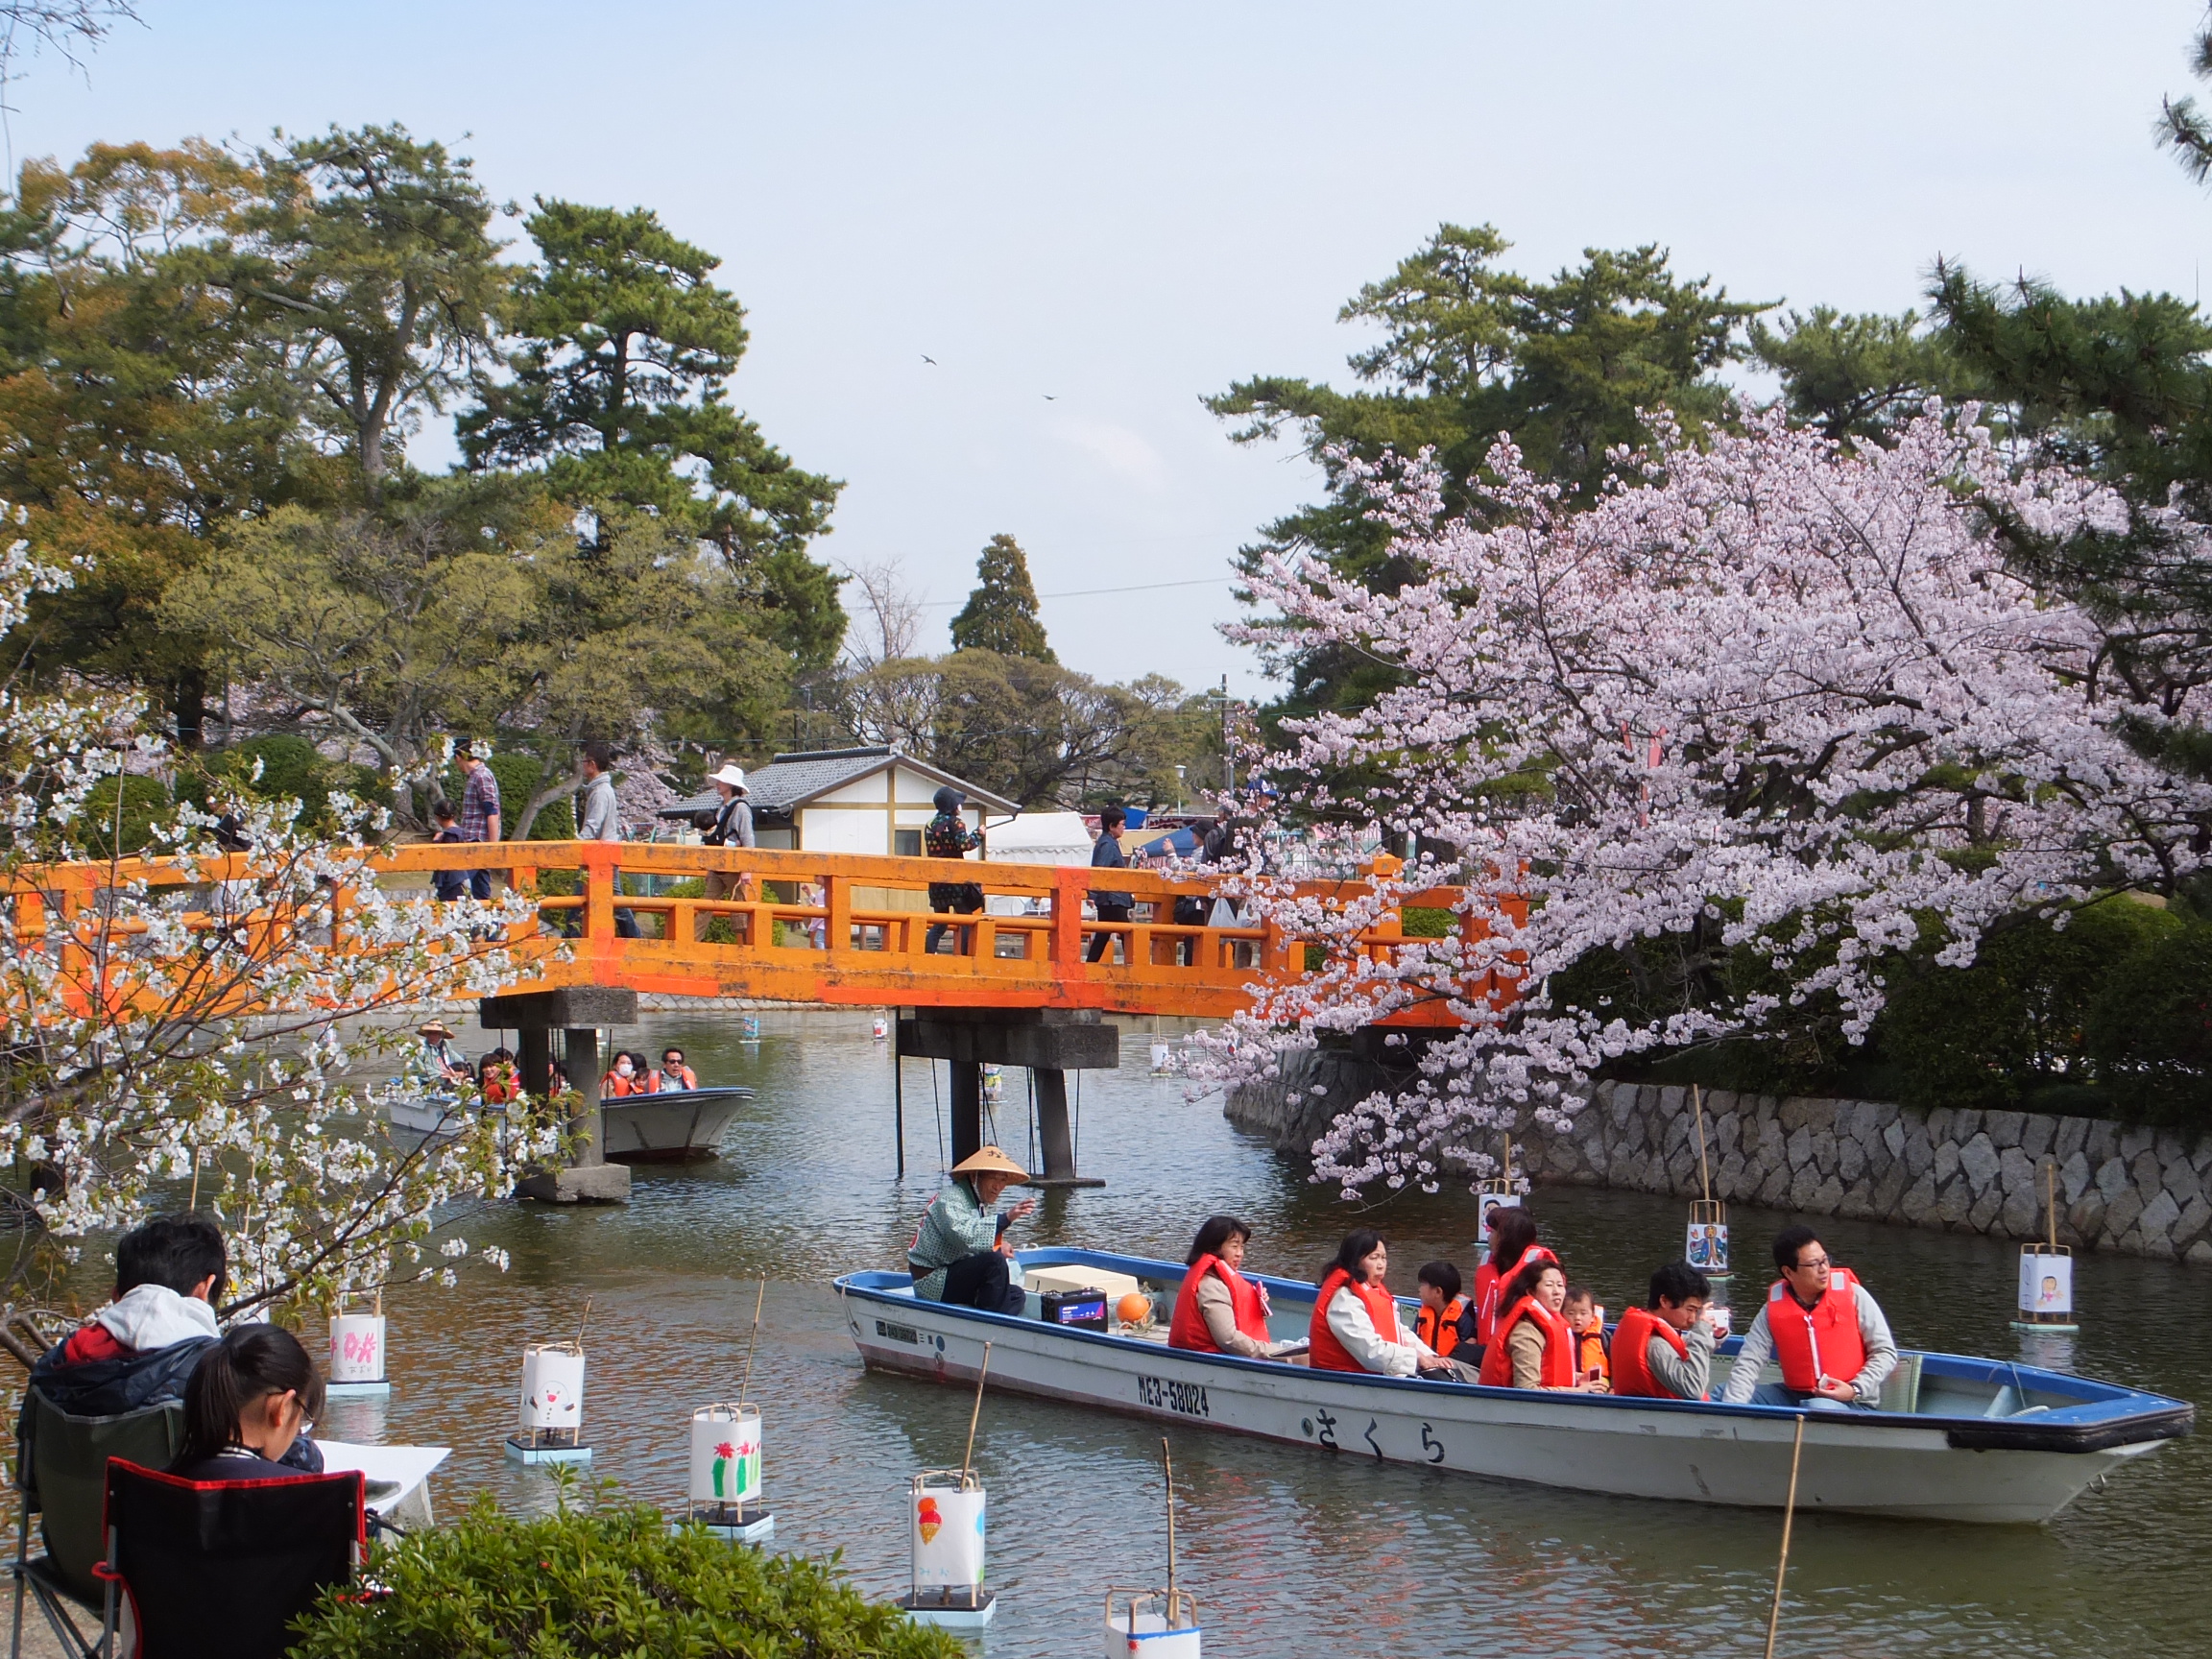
2046;1159;2059;1250
960;1340;993;1479
1692;1084;1713;1203
574;1295;593;1351
1162;1435;1178;1606
737;1278;766;1406
1764;1414;1807;1659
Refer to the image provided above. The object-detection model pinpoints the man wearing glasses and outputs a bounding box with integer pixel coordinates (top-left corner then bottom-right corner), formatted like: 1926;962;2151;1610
1719;1224;1898;1409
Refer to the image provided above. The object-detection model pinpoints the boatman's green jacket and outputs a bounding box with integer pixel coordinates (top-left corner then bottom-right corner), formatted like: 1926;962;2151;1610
907;1177;1001;1301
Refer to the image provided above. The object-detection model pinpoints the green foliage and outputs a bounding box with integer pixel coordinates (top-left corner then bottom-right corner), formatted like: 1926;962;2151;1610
288;1492;961;1659
80;775;172;859
444;752;573;841
1400;906;1454;938
460;199;845;666
949;533;1053;662
175;734;370;833
2083;919;2212;1124
1749;306;1982;442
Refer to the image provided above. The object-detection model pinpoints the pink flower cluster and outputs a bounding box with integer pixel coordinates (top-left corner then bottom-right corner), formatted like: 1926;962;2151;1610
1191;405;2212;1197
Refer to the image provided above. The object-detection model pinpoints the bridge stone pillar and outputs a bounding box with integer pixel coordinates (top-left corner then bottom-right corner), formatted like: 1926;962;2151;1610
898;1009;1117;1189
479;987;637;1205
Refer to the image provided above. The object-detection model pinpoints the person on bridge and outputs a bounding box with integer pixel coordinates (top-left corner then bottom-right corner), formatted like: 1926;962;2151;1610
1307;1230;1443;1378
454;739;501;901
1719;1224;1898;1410
703;762;754;902
924;785;985;954
1478;1257;1608;1392
578;742;639;938
1086;805;1134;963
1168;1215;1301;1360
907;1145;1037;1315
1611;1261;1719;1401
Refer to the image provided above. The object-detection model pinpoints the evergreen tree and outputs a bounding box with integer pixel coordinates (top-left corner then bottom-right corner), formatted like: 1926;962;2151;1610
948;533;1054;661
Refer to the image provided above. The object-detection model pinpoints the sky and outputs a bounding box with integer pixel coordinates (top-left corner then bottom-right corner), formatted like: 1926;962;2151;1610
10;2;2212;699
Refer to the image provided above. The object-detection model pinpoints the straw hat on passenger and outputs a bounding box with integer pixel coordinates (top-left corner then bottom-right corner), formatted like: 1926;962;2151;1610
417;1019;457;1040
950;1145;1029;1182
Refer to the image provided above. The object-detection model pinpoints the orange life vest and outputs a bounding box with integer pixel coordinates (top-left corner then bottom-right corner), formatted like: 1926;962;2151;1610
656;1065;699;1092
1414;1295;1468;1359
1574;1323;1609;1382
1478;1295;1575;1388
1765;1267;1866;1393
1307;1268;1407;1374
601;1071;638;1097
481;1066;518;1106
1474;1245;1557;1346
1611;1307;1694;1398
1168;1255;1271;1354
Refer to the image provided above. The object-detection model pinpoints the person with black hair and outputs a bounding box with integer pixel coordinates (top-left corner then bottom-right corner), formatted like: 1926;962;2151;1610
924;785;986;954
1612;1261;1719;1400
577;741;638;938
1167;1215;1300;1359
28;1214;227;1417
170;1326;326;1481
1306;1231;1439;1377
1413;1261;1471;1360
1477;1254;1606;1392
1086;805;1134;963
1719;1224;1897;1409
1470;1208;1551;1364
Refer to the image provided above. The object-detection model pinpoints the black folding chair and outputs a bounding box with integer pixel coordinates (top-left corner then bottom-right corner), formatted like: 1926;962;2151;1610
11;1391;185;1659
97;1460;365;1659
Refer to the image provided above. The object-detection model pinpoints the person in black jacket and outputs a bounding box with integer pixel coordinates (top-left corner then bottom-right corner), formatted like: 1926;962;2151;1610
168;1326;325;1482
924;785;984;953
1087;805;1133;962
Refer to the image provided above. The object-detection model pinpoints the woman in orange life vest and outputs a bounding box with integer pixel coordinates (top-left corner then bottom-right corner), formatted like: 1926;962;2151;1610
1612;1261;1719;1401
1168;1215;1301;1359
1478;1258;1609;1392
601;1052;643;1097
1718;1224;1898;1410
1307;1230;1448;1378
479;1047;520;1106
1469;1208;1545;1366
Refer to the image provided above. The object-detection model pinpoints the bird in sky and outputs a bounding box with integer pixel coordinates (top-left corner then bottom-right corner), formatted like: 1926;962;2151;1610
921;354;937;365
1043;394;1057;400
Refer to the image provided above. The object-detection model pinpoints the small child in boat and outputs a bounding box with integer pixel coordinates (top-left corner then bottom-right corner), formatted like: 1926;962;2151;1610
1413;1261;1475;1362
1565;1285;1610;1385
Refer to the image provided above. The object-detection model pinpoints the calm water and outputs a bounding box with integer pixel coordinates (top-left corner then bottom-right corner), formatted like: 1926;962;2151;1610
306;1012;2205;1658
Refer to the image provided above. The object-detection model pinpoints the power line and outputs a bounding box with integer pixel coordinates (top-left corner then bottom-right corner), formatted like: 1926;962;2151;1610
917;576;1232;609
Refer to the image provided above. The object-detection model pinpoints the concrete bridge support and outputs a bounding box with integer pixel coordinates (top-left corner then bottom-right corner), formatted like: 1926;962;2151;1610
898;1009;1117;1188
480;987;637;1204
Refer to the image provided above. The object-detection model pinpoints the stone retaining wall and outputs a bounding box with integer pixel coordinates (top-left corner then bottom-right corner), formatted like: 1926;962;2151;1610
1225;1050;2212;1266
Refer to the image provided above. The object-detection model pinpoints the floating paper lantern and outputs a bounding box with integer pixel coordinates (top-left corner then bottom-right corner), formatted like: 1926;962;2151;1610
681;1403;772;1542
1148;1039;1170;1073
873;1016;889;1041
741;1015;761;1041
504;1340;591;1463
2013;1244;2077;1333
1103;1588;1201;1657
326;1301;389;1399
1686;1199;1731;1279
897;1471;994;1628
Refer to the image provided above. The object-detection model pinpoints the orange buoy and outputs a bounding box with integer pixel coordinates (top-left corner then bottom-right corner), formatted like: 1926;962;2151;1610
1118;1292;1153;1327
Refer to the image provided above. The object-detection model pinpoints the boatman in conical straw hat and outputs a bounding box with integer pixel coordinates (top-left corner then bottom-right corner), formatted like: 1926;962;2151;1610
907;1145;1036;1315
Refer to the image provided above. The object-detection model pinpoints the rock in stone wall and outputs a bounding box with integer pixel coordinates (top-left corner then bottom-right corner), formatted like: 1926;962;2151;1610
1224;1054;2212;1267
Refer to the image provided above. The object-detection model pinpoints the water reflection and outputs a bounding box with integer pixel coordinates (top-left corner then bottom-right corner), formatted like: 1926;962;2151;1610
317;1010;2202;1658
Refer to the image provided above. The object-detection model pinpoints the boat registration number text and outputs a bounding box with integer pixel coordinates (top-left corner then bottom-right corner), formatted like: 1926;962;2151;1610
1137;1376;1211;1417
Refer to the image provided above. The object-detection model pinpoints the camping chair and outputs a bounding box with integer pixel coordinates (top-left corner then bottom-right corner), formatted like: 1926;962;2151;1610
96;1460;365;1659
11;1390;185;1659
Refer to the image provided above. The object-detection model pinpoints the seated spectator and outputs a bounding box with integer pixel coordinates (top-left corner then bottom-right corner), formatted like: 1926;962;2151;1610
654;1047;699;1092
1612;1261;1719;1401
1413;1261;1473;1361
479;1047;520;1105
1478;1258;1608;1392
169;1325;326;1481
1719;1225;1898;1410
1564;1284;1610;1385
1470;1208;1552;1366
907;1146;1036;1313
30;1214;226;1416
602;1052;642;1097
1167;1215;1300;1359
1307;1230;1441;1378
429;803;469;902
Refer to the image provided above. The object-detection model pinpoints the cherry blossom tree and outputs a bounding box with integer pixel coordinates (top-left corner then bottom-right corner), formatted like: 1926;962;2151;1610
1190;406;2212;1197
1;515;565;1352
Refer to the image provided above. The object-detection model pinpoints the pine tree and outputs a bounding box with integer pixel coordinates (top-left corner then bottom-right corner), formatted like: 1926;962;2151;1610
948;534;1054;661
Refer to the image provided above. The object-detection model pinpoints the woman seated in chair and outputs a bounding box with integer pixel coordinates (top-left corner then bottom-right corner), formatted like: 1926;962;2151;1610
171;1326;326;1481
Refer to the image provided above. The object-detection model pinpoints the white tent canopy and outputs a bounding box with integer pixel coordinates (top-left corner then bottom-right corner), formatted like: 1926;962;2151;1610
982;810;1094;867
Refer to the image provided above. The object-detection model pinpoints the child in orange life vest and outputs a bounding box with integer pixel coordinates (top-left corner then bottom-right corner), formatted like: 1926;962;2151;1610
1564;1285;1610;1384
1414;1261;1474;1360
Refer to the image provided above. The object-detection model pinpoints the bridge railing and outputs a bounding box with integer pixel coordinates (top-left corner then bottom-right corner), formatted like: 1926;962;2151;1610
5;839;1519;1022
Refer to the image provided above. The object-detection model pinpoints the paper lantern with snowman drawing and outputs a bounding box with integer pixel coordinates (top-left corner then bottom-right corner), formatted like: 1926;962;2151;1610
505;1340;591;1462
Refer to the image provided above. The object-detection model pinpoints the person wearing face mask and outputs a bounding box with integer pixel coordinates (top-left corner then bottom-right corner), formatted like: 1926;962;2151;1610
601;1053;641;1097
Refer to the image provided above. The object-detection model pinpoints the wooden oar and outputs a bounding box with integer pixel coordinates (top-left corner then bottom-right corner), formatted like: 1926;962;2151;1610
1764;1413;1807;1658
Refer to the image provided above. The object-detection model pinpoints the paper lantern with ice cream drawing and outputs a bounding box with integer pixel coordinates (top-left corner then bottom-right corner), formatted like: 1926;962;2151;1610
517;1343;586;1433
688;1405;762;1507
910;1475;987;1591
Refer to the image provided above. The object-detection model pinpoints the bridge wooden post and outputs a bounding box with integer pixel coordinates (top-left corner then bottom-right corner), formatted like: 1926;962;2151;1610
480;987;637;1205
900;1009;1115;1188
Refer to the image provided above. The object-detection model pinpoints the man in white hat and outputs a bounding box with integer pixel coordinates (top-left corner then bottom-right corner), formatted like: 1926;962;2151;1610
703;762;754;902
907;1145;1037;1314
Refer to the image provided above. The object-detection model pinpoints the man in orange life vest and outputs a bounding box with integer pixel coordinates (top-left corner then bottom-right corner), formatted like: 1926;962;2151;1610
1611;1261;1719;1400
1719;1225;1897;1410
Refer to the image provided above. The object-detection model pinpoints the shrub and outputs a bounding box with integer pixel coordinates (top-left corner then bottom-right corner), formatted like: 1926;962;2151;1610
80;776;173;859
1401;906;1454;938
443;751;576;841
2083;920;2212;1125
289;1492;961;1659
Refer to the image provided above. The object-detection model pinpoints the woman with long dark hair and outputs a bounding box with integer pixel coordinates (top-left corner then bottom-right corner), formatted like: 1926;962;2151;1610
1167;1215;1298;1359
1306;1230;1441;1376
1471;1207;1550;1362
171;1325;326;1480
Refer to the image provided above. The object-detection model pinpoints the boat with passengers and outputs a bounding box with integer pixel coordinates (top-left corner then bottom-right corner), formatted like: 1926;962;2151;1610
833;1245;2192;1524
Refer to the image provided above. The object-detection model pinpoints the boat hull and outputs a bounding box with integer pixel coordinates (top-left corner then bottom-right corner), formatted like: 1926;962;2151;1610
601;1087;752;1163
835;1250;2189;1525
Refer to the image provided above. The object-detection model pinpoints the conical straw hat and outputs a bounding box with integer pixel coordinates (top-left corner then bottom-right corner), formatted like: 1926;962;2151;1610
950;1145;1029;1182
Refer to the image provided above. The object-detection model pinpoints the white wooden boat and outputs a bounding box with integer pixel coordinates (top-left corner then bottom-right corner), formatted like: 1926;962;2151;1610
386;1086;752;1163
834;1247;2192;1524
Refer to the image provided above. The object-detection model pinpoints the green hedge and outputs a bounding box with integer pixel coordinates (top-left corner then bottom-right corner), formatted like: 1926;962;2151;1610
2083;921;2212;1124
444;751;574;841
289;1494;961;1659
80;776;172;859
